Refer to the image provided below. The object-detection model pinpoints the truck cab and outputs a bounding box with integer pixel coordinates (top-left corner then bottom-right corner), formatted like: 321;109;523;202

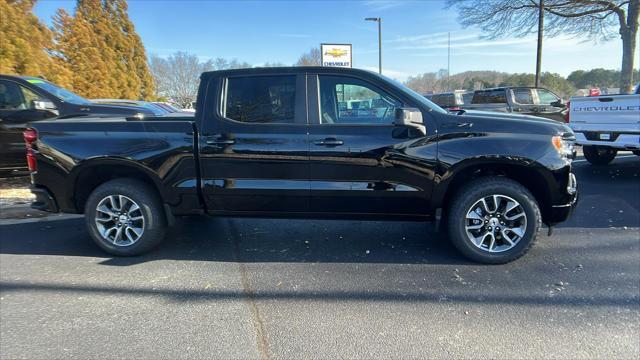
464;87;567;122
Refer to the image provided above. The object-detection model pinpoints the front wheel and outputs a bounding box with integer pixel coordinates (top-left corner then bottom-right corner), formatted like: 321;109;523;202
447;177;542;264
583;146;617;165
85;178;167;256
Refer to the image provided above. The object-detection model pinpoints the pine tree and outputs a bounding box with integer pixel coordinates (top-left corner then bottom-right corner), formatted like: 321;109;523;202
0;0;72;87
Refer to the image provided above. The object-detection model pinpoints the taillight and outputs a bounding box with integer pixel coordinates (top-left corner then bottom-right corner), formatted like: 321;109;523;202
23;128;38;172
564;101;570;123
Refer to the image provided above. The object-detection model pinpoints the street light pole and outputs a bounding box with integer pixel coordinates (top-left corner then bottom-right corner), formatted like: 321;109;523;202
365;17;382;74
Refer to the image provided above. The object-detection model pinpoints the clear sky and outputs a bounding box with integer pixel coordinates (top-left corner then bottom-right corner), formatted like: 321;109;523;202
33;0;637;81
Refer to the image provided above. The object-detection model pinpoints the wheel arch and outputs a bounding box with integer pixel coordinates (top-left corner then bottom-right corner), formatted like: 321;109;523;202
435;158;555;223
69;158;165;213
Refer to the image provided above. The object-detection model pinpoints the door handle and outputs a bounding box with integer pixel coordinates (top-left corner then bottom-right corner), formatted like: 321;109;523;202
314;138;344;146
205;135;235;145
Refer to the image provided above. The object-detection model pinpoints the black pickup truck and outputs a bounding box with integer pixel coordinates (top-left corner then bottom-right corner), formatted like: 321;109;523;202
26;67;578;263
0;75;157;175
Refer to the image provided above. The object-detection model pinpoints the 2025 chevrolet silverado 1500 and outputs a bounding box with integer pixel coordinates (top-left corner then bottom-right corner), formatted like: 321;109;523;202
26;67;578;264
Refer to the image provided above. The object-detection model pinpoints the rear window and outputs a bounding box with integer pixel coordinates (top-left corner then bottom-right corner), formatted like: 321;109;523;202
224;76;296;123
472;90;507;104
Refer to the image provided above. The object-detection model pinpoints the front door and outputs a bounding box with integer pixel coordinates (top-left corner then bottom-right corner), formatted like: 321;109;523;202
307;74;436;217
199;73;309;215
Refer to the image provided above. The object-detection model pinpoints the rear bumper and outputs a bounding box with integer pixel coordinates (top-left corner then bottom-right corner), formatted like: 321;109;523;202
30;186;59;213
574;131;640;150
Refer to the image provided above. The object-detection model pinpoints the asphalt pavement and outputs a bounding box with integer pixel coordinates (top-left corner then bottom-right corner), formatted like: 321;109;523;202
1;155;639;359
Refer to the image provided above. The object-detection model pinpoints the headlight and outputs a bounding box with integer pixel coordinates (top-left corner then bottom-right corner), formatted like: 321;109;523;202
552;135;575;160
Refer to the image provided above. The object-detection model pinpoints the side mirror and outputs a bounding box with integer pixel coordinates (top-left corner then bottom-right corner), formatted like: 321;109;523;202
32;100;59;116
394;107;426;135
551;99;566;108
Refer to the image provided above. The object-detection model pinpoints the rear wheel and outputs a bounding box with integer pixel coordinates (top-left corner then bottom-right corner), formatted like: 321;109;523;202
583;145;617;165
447;177;541;264
85;178;166;256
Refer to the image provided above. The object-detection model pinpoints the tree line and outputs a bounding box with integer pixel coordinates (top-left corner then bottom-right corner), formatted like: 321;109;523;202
1;0;154;100
404;68;639;99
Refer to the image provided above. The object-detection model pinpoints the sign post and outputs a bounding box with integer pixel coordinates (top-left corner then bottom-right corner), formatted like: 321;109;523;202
320;44;352;68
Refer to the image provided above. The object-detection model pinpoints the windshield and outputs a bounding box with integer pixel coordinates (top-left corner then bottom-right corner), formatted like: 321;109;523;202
378;73;448;114
25;78;92;105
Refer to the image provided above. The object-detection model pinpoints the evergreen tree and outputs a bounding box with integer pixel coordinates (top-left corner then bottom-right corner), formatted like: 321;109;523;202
0;0;72;86
53;0;154;99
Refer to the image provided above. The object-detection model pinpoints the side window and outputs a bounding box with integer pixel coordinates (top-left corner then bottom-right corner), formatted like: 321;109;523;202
487;90;507;103
319;75;401;125
512;88;534;105
0;80;29;110
224;75;296;124
536;89;559;105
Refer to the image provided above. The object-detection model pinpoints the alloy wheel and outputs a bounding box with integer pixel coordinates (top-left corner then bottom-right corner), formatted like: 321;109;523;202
95;195;145;246
464;194;527;253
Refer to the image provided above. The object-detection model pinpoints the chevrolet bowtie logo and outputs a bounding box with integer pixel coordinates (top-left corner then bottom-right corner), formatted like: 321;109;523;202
324;48;348;57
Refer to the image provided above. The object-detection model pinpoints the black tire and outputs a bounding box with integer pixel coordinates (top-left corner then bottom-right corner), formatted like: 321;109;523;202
583;145;617;165
84;178;166;256
447;177;542;264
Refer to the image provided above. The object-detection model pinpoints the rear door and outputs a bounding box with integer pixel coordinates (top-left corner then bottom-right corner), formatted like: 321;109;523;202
306;73;435;217
198;73;310;214
509;88;538;115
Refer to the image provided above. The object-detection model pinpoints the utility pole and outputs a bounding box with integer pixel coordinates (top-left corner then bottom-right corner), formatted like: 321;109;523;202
447;32;451;91
365;17;382;74
535;0;544;87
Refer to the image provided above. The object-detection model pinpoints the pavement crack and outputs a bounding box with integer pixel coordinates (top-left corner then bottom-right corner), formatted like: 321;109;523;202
228;219;271;360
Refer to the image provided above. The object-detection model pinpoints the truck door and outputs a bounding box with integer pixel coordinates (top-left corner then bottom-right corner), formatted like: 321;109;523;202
509;88;538;115
198;73;309;214
306;74;436;216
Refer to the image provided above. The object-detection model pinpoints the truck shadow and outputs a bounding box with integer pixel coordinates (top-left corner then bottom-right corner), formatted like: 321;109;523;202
0;216;471;265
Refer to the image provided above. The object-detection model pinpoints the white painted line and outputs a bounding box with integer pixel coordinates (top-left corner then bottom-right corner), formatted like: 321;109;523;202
0;214;83;226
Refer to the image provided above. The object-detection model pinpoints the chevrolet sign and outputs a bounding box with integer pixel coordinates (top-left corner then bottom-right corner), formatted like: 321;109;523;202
320;44;352;68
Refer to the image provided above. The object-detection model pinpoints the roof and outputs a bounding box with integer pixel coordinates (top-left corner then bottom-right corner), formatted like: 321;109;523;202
201;66;379;79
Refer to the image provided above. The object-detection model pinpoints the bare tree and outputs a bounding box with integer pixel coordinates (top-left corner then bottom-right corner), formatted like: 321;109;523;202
447;0;639;93
149;52;212;107
150;53;253;107
295;47;322;66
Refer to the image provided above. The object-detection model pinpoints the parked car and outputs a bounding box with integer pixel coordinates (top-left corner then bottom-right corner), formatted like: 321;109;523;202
568;83;640;165
153;102;185;113
461;87;567;122
91;99;170;116
0;75;156;176
26;67;577;264
425;90;473;111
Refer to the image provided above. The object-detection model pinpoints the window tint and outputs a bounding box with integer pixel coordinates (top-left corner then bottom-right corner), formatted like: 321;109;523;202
472;90;507;104
225;76;296;123
319;76;401;125
512;88;534;104
536;89;559;105
0;80;47;110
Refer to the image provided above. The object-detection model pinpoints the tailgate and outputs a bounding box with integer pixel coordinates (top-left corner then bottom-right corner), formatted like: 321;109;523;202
569;95;640;125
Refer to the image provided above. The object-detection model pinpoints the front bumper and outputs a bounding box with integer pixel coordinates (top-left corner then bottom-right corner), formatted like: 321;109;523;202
547;173;578;225
30;186;59;213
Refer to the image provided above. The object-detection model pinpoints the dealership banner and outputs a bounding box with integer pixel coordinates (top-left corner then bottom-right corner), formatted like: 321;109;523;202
321;44;352;68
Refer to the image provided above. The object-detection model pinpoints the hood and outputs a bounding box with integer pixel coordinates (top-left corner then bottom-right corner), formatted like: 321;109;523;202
442;110;572;136
83;103;156;115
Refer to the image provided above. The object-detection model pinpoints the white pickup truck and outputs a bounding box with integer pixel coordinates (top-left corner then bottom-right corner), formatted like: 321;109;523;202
568;84;640;165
